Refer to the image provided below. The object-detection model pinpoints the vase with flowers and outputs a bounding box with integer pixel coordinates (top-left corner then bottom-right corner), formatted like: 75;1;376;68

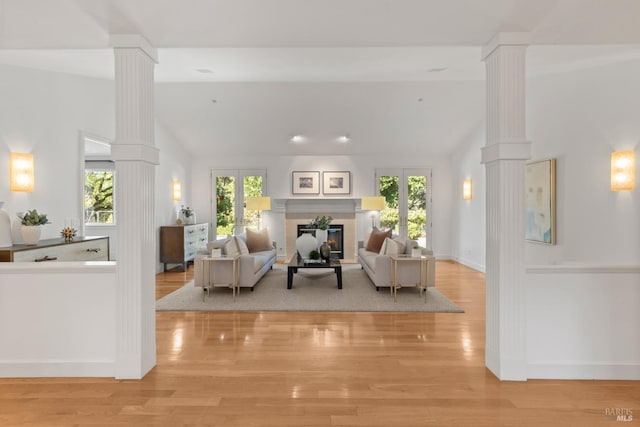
308;215;332;249
180;205;196;225
18;209;50;245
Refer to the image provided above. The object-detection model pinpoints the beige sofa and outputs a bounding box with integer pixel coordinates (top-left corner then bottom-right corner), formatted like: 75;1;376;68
358;237;436;291
194;233;277;290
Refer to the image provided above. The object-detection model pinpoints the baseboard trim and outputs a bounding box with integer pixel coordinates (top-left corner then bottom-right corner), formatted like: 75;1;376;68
0;361;115;378
452;256;486;273
527;363;640;380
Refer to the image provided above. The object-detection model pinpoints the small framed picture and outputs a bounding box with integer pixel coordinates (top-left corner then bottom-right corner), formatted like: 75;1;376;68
292;171;320;195
323;171;351;195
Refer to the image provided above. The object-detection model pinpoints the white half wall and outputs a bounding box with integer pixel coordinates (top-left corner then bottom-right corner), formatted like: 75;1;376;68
526;265;640;380
0;262;117;377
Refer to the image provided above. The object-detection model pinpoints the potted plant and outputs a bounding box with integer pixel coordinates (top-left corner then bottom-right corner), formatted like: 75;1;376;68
180;205;196;225
309;215;332;247
18;209;50;245
309;215;332;230
211;246;222;258
411;244;422;258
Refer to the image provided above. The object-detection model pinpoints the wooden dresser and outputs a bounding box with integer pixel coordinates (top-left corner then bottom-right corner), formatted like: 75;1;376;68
160;224;208;271
0;236;110;262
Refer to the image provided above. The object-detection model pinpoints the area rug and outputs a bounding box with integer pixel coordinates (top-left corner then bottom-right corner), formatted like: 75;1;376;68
156;264;464;312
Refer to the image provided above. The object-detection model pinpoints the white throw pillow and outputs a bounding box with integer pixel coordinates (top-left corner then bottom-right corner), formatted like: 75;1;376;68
223;238;240;257
392;236;407;255
235;235;249;255
378;237;387;255
381;237;399;256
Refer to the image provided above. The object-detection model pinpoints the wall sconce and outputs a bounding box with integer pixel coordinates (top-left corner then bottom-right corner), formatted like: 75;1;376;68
172;180;182;201
611;150;636;191
361;196;386;228
463;179;472;200
10;152;34;192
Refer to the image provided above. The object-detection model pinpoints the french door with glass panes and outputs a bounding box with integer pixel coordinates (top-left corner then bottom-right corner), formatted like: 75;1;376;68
211;169;266;239
375;168;432;249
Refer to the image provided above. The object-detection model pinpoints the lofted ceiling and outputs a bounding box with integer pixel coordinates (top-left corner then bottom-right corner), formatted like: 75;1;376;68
1;0;640;156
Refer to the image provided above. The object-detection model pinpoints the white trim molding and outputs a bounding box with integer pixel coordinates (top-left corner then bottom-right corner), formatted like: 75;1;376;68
109;34;158;63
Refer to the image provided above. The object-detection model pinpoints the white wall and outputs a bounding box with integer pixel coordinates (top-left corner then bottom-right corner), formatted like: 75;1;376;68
154;120;194;272
450;128;486;271
0;64;114;238
526;59;640;265
191;153;454;260
0;63;194;273
450;56;640;380
520;58;640;380
452;58;640;271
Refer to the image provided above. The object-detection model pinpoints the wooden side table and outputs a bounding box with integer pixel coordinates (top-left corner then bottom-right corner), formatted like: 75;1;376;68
390;254;428;303
201;255;240;301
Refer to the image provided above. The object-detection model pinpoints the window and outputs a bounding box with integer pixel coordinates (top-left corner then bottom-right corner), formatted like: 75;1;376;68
84;161;115;225
212;169;266;239
376;168;432;249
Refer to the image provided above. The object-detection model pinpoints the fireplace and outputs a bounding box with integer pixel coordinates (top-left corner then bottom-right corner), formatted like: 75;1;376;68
297;224;345;259
283;198;357;262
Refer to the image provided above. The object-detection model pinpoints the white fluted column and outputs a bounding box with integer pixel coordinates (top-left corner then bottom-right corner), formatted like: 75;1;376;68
111;35;159;379
481;33;531;381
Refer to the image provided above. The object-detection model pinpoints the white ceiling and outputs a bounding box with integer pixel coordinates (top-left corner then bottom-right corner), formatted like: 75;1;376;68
1;0;640;156
3;0;640;48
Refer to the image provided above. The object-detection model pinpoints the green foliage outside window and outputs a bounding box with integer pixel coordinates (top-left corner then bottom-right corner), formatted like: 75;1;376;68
84;171;114;224
216;176;234;236
378;175;427;240
216;175;263;236
243;175;263;229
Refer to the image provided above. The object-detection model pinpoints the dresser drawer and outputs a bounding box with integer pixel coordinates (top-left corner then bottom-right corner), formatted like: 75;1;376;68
8;237;110;262
160;224;209;271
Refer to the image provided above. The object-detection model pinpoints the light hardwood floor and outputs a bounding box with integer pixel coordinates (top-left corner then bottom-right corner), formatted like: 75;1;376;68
0;261;637;426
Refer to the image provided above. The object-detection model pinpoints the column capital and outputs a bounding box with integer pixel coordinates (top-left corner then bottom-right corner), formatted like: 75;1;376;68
482;32;530;61
110;34;158;63
111;143;160;165
481;141;532;164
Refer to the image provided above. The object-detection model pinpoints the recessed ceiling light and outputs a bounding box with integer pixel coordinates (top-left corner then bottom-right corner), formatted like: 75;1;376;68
290;135;305;143
337;135;350;143
195;68;214;74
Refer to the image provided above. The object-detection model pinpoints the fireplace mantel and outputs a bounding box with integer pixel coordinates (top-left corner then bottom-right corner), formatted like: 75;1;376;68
273;198;358;214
